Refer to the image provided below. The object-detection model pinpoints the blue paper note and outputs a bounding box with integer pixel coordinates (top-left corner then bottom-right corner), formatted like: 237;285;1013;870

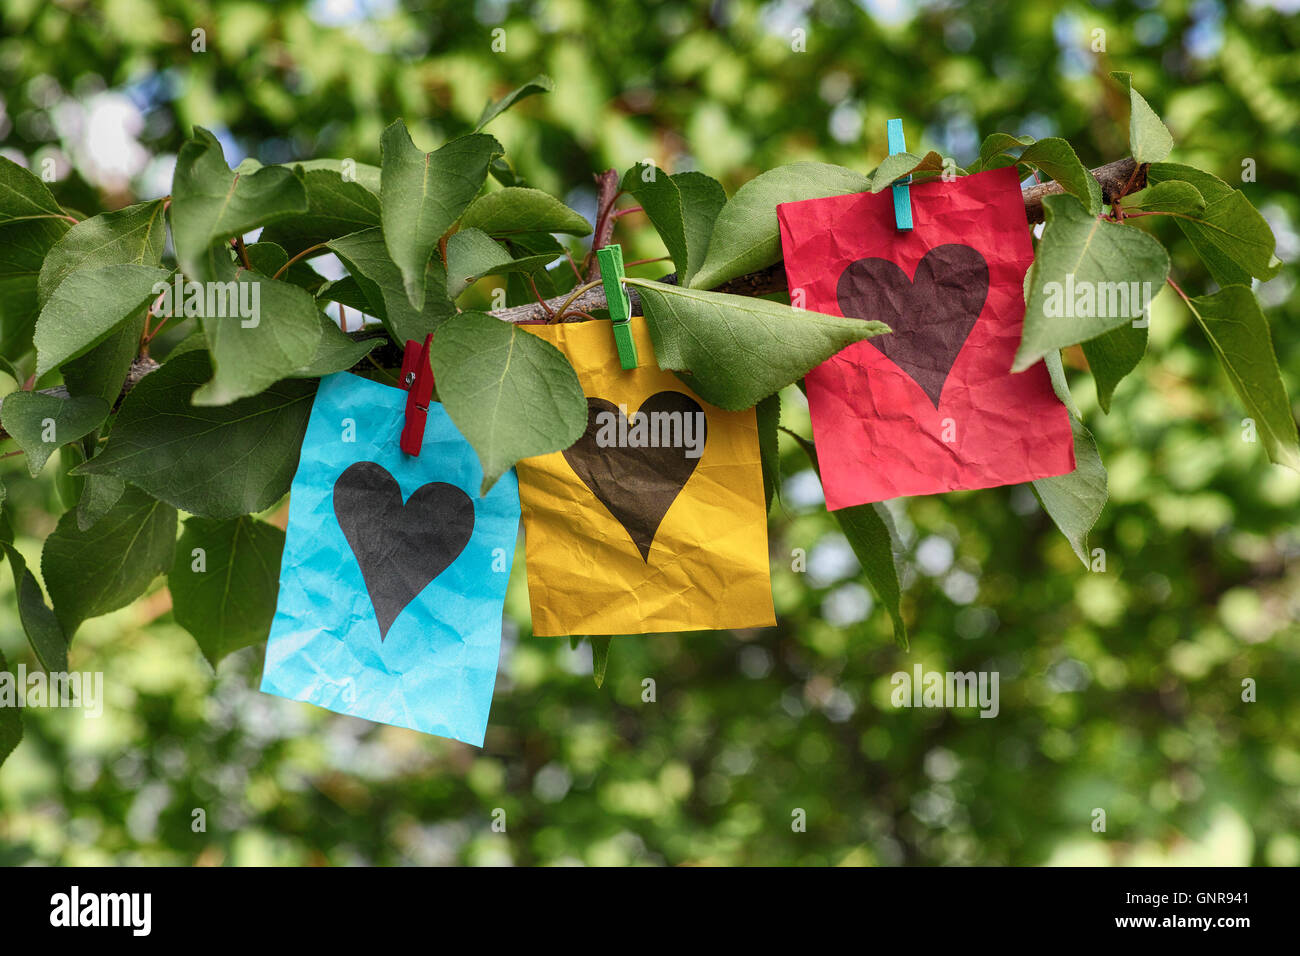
260;371;520;746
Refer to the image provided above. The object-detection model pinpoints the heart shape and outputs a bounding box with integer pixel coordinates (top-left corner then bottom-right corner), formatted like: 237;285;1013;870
333;461;475;639
561;391;707;561
837;243;989;407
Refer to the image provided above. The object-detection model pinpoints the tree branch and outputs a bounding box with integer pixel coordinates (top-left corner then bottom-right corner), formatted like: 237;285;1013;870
0;357;158;441
583;169;622;281
0;158;1146;438
492;157;1147;323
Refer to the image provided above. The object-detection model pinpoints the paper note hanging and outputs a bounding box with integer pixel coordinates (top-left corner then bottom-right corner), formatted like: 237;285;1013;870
777;165;1076;509
515;316;775;637
260;371;520;746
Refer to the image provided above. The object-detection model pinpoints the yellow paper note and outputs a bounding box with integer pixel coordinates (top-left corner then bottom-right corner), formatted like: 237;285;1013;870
517;316;776;637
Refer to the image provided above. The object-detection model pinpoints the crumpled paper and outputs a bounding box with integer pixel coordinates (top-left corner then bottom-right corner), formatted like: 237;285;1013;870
777;165;1075;509
260;371;519;746
517;316;775;637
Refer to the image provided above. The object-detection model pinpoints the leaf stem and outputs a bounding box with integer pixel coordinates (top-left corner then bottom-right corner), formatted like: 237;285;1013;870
232;236;252;270
551;279;603;322
1166;276;1194;309
272;243;329;280
140;288;173;348
526;274;555;318
563;248;583;281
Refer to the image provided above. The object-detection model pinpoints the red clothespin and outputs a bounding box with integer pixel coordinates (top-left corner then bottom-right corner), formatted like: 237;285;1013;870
399;333;434;456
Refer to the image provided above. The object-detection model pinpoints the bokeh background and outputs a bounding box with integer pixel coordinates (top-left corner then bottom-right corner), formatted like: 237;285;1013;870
1;0;1298;865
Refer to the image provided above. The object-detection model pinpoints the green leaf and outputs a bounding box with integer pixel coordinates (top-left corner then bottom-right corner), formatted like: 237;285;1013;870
41;484;177;637
73;350;316;518
55;442;86;510
0;517;68;671
1017;138;1102;214
620;165;689;278
503;233;577;300
589;636;612;688
315;275;373;314
1110;72;1174;165
0;648;22;767
36;199;167;306
1146;163;1280;284
627;279;890;411
379;122;501;310
833;501;908;648
757;391;780;511
1015;194;1169;371
291;314;380;377
0;155;66;225
1031;415;1108;566
259;167;381;253
242;241;288;276
977;132;1036;168
1082;321;1147;413
908;153;960;183
329;227;455;342
1186;285;1300;473
288;158;381;195
33;263;169;377
170;516;285;667
671;172;728;286
475;74;554;129
1122;181;1205;215
193;271;324;405
459;186;592;237
488;155;522;189
0;391;109;475
868;151;944;192
171;128;308;279
61;314;146;407
77;473;125;531
619;167;726;287
0;218;70;357
445;227;512;283
690;162;871;290
786;428;907;648
444;227;559;298
1039;341;1081;421
165;329;209;361
430;311;587;494
242;241;325;292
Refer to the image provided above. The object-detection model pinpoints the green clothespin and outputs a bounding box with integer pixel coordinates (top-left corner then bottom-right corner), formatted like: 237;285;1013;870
596;244;638;370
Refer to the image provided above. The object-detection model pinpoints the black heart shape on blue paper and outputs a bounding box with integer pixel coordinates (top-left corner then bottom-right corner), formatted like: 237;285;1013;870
333;461;475;639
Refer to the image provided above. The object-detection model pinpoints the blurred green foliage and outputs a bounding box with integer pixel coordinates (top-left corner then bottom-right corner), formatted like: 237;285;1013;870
1;0;1298;865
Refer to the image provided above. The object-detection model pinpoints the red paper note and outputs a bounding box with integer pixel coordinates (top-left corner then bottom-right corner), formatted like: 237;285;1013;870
777;166;1075;510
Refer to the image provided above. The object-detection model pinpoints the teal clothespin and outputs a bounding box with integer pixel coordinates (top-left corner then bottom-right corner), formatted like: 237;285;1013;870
886;118;913;231
596;244;638;370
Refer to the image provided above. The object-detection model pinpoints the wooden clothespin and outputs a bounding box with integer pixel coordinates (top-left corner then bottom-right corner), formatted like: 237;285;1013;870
887;118;913;231
596;244;638;370
399;333;434;456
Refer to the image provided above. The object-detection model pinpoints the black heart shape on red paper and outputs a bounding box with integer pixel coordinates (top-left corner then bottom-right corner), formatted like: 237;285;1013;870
836;243;989;407
333;461;475;639
561;391;706;561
